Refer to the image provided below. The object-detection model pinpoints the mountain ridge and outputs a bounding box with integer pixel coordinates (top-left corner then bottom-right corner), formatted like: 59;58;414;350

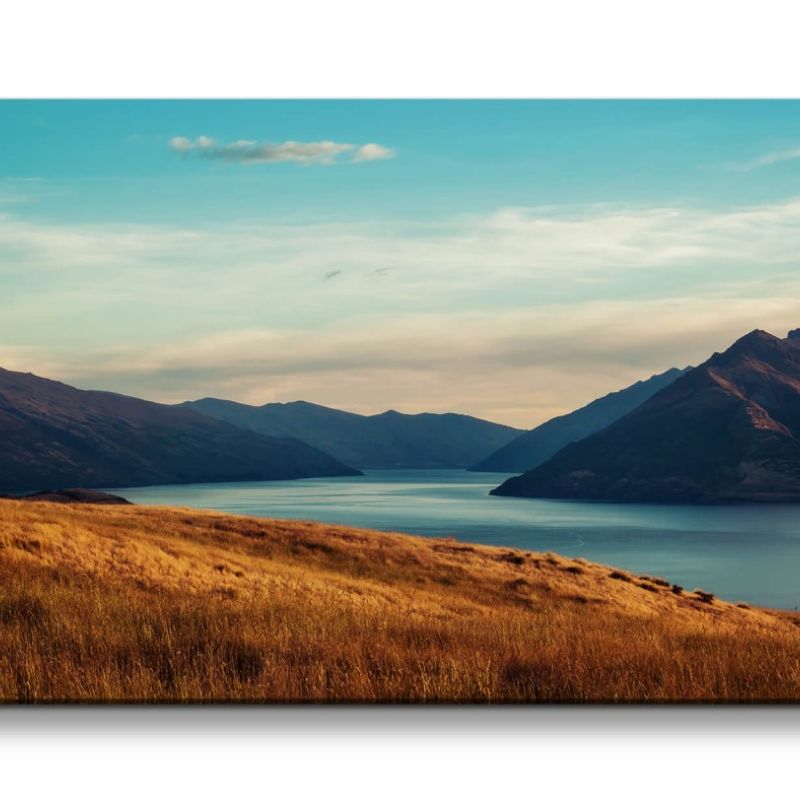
491;329;800;503
0;366;360;493
181;397;524;469
471;367;689;473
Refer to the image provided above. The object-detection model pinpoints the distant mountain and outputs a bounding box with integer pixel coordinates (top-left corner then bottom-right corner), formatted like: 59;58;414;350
471;367;689;472
181;398;524;469
0;367;360;493
492;329;800;503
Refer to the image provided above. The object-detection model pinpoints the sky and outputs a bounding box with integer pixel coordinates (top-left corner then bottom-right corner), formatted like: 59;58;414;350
2;100;800;427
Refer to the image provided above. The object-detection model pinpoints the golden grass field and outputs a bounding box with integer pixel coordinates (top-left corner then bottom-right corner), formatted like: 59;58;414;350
1;498;800;702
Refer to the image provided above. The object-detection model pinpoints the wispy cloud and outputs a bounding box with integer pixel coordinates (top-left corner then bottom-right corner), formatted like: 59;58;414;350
10;199;800;286
728;146;800;172
0;176;44;205
169;136;395;165
3;199;800;425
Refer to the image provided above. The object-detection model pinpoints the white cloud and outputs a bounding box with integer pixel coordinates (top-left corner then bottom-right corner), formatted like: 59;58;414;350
353;143;396;162
169;135;216;152
168;136;394;165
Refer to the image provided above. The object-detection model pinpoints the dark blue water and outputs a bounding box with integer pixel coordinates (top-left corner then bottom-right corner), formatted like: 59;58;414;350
114;469;800;609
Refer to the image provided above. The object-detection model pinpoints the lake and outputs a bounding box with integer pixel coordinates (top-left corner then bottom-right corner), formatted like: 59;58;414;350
115;469;800;609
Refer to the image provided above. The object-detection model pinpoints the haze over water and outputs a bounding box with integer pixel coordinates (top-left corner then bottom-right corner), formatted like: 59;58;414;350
116;469;800;610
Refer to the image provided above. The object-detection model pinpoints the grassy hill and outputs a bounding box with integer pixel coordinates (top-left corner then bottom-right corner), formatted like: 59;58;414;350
1;499;799;702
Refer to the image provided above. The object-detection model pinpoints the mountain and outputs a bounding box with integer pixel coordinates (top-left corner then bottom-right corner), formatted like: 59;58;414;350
471;367;689;472
0;367;360;493
492;329;800;503
181;398;524;469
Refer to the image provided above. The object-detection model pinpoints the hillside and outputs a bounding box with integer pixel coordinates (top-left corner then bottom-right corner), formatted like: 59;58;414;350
181;398;524;469
1;499;798;702
0;367;360;493
493;329;800;503
4;488;132;504
471;367;689;472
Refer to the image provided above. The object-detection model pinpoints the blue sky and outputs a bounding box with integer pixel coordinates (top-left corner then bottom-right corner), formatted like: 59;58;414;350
2;100;800;425
5;101;800;222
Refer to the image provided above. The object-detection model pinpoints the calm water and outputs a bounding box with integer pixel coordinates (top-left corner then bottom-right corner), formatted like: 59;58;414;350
115;469;800;609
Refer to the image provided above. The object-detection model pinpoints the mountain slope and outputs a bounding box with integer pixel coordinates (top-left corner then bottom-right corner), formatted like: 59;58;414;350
471;367;689;472
181;398;524;469
0;367;360;493
492;329;800;503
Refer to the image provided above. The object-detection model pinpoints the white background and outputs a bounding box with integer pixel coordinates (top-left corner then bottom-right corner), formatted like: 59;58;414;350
2;0;800;98
2;707;800;797
2;1;800;796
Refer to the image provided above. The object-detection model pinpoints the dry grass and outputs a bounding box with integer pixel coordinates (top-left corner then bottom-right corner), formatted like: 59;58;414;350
1;499;799;703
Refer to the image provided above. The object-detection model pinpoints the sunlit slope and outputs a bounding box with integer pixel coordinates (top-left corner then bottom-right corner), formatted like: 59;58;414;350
1;499;799;702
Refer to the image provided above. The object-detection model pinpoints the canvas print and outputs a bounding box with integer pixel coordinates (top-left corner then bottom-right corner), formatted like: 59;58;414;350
3;99;800;703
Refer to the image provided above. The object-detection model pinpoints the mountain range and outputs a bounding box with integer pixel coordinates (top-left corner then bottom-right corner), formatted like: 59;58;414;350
8;326;800;504
181;398;524;469
492;329;800;503
0;367;359;493
471;367;689;472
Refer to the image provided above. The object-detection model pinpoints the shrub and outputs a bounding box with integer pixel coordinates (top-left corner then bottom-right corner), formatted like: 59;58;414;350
433;544;475;555
639;575;669;587
567;593;590;605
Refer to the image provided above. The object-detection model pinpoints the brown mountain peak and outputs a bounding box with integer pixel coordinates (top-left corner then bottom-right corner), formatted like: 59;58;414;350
493;326;800;503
